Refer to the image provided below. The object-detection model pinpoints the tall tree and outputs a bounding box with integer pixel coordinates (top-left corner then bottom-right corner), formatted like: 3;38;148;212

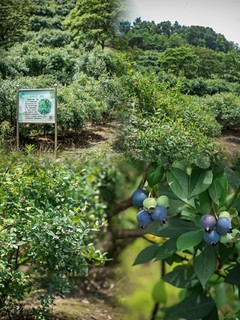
64;0;123;49
158;46;200;78
0;0;34;47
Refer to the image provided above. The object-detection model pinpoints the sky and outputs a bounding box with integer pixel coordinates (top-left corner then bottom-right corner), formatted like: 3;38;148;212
126;0;240;45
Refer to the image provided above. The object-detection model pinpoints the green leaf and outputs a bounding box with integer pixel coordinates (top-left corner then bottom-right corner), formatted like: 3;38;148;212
209;171;228;206
225;263;240;285
163;265;199;288
166;167;190;203
146;163;164;187
152;279;167;303
16;240;27;247
226;167;240;191
197;191;211;214
148;218;197;239
154;238;176;261
176;230;203;251
218;243;235;263
164;292;216;320
189;167;213;198
202;305;219;320
132;244;158;266
158;184;179;200
193;245;217;286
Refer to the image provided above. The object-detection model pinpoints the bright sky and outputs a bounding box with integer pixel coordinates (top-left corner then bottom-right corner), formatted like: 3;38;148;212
126;0;240;45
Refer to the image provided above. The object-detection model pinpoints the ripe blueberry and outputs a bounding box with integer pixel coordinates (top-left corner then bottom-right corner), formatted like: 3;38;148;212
216;217;232;235
203;229;220;245
151;206;167;223
131;189;148;208
200;214;217;232
137;210;152;229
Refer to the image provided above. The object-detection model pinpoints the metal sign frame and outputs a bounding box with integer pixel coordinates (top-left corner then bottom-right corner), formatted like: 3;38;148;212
16;84;58;154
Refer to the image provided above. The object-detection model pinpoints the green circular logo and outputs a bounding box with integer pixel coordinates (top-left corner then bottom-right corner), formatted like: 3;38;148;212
38;99;52;115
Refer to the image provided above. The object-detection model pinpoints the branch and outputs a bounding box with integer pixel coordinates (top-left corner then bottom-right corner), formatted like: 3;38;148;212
111;163;149;216
111;197;132;216
114;228;145;239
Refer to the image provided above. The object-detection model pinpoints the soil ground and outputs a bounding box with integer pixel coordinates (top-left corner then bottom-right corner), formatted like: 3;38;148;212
21;122;117;153
214;129;240;166
51;266;125;320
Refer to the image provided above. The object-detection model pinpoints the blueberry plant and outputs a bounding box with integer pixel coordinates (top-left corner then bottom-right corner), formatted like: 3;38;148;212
130;161;240;320
0;151;120;319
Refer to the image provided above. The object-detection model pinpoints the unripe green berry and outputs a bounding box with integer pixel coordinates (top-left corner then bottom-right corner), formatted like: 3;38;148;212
156;195;170;208
143;197;157;212
219;233;233;244
219;211;231;219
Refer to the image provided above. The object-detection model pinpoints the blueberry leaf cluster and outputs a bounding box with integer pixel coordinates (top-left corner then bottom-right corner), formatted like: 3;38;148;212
131;161;240;319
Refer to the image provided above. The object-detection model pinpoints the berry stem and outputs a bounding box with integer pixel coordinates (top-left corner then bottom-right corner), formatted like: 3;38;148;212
210;202;218;220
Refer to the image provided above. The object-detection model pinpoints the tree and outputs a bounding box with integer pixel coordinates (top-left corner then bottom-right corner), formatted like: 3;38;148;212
64;0;123;49
0;0;34;47
158;46;200;78
193;46;220;78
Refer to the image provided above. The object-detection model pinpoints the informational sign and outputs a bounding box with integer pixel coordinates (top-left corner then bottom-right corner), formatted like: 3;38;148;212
16;85;58;155
18;89;56;123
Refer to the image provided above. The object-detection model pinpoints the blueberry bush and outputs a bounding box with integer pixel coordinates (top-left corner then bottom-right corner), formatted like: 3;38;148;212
0;150;121;318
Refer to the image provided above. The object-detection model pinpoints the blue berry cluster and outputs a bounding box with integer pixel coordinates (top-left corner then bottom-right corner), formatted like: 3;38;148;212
131;189;169;229
200;213;232;245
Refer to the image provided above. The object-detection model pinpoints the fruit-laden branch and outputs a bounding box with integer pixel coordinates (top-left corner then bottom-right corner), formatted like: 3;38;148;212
111;164;149;216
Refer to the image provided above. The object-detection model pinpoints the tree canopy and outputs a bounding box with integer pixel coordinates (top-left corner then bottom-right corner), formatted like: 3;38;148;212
64;0;123;49
0;0;34;47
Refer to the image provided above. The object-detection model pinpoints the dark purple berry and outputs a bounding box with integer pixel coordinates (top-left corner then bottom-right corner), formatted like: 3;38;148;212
132;189;148;208
203;229;220;245
200;214;217;232
216;217;232;235
151;206;167;223
137;210;152;229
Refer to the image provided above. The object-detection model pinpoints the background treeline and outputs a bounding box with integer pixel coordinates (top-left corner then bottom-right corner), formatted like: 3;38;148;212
119;18;239;52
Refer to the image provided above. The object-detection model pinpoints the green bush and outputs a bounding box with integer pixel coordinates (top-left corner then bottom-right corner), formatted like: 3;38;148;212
201;92;240;129
0;151;120;318
29;16;63;32
118;74;222;167
36;29;71;47
76;47;127;79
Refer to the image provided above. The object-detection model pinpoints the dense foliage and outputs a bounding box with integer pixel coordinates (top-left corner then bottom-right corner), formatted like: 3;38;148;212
129;159;240;320
0;150;122;318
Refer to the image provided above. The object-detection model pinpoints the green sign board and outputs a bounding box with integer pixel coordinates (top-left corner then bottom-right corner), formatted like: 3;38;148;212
18;89;56;123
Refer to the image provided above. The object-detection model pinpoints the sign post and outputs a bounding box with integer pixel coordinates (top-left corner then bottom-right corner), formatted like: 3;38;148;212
16;85;58;154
